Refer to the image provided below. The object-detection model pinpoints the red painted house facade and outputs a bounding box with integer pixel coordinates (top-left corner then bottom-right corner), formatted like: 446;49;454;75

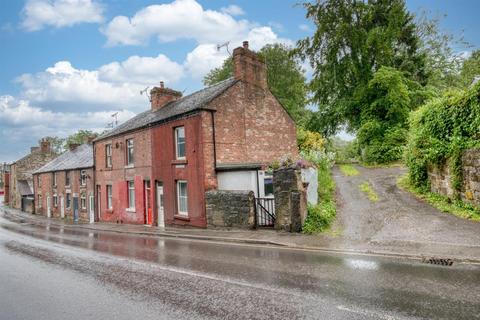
94;41;298;228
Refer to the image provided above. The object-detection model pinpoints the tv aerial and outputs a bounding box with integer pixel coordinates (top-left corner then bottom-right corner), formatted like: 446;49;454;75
216;41;231;55
140;86;151;101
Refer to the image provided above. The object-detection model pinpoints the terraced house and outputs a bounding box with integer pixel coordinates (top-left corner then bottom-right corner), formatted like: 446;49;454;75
33;144;95;223
93;41;298;228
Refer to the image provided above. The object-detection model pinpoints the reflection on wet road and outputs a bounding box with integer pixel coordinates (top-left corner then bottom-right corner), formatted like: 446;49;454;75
0;210;479;320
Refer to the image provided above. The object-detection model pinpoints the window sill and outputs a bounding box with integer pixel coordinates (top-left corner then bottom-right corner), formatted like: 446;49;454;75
171;159;187;165
174;214;190;221
124;164;135;169
126;208;136;213
106;209;113;214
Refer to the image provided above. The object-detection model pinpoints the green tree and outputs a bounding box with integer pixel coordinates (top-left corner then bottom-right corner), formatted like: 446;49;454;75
295;0;428;136
459;50;480;87
40;136;65;154
203;43;309;125
65;130;98;148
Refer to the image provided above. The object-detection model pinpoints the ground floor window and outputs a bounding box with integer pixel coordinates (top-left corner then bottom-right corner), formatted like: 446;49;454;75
53;194;58;207
66;193;71;209
107;185;113;210
128;181;135;210
81;193;86;210
176;180;188;216
38;194;42;208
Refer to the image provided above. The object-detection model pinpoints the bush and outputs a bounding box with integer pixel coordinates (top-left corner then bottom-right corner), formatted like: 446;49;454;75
405;82;480;190
303;201;336;234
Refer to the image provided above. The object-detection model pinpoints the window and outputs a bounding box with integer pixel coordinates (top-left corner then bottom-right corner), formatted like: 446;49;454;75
126;139;134;165
105;144;112;168
264;175;274;196
37;174;41;186
175;126;186;159
66;193;71;209
53;194;58;207
176;180;188;216
38;194;42;208
81;193;86;210
80;170;87;186
53;172;57;186
107;185;113;210
128;181;135;210
65;171;71;186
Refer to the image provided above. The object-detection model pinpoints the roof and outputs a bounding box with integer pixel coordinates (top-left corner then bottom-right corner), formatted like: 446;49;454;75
216;163;263;172
34;144;93;174
96;77;238;141
18;180;33;196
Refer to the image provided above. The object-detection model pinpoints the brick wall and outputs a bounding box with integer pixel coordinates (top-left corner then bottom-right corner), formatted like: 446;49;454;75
428;148;480;208
94;128;152;224
205;190;255;228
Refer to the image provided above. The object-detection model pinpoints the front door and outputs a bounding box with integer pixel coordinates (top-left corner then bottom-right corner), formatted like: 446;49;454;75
156;182;165;228
46;196;51;218
89;194;94;223
145;180;152;225
60;196;65;218
73;197;79;223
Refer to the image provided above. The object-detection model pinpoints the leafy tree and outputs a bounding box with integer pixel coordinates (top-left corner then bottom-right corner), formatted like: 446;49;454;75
459;50;480;87
203;43;309;125
40;136;65;154
65;130;98;148
295;0;428;136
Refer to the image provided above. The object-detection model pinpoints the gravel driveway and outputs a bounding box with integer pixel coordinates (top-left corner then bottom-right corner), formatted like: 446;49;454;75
330;165;480;258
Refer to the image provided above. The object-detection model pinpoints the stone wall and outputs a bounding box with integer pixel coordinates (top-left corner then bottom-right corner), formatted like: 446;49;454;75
273;167;307;232
428;148;480;207
205;190;255;228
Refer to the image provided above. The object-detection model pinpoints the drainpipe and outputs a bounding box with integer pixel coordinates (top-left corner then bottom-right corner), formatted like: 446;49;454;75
210;110;217;169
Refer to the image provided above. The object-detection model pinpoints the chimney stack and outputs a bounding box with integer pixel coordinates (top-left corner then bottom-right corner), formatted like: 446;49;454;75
30;146;40;154
150;81;182;111
233;40;267;89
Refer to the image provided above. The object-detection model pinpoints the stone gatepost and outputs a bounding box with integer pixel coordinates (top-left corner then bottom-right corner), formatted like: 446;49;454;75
273;167;308;232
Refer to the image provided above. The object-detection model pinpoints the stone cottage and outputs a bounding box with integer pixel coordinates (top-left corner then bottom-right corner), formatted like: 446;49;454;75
93;41;298;228
33;143;94;223
9;139;57;212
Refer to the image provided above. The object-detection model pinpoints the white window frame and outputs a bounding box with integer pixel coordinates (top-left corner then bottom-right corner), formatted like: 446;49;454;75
176;180;188;216
128;181;135;210
80;170;87;186
175;126;186;160
107;185;113;210
53;194;58;207
81;193;87;210
126;139;134;166
37;174;41;186
65;171;71;186
105;144;112;168
53;172;57;187
66;193;71;209
38;194;42;208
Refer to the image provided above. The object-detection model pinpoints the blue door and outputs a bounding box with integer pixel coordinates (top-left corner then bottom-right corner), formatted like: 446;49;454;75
73;197;79;223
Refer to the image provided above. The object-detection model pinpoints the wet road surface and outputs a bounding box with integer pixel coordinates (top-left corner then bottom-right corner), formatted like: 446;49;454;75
1;210;479;319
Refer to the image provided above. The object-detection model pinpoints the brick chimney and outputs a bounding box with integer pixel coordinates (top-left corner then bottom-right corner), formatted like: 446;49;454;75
150;81;182;111
233;41;267;89
30;146;40;154
40;139;51;153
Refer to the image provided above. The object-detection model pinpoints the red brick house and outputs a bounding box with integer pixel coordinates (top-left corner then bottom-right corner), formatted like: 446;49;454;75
33;144;95;223
94;41;298;228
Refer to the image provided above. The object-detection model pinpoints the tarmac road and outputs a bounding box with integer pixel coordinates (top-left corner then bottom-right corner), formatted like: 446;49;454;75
0;209;479;320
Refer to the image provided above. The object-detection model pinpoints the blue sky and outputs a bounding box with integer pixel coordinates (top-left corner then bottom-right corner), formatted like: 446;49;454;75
0;0;479;163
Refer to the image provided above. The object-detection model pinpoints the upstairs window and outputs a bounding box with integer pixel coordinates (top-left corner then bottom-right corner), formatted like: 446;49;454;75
128;181;135;210
80;170;87;186
37;174;41;186
105;144;112;168
175;126;185;159
65;171;71;186
126;139;134;165
53;172;57;186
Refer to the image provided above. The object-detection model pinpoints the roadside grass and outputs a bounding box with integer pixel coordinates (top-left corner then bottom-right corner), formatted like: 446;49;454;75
339;164;360;176
359;181;379;202
303;163;337;234
360;161;404;169
398;175;480;222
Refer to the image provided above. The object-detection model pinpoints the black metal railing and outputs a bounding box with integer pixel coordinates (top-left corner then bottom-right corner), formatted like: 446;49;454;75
255;197;276;227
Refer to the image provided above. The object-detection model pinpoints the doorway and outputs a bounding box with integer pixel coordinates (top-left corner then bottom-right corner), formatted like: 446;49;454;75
89;194;94;223
145;180;152;225
60;195;65;218
73;196;79;223
46;196;51;218
156;181;165;228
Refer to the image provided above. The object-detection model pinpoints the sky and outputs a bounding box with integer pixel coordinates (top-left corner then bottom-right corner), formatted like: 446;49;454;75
0;0;479;163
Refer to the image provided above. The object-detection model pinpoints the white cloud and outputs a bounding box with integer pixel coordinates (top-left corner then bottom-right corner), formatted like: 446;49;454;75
15;54;184;111
184;44;229;79
299;24;311;32
21;0;104;31
220;5;244;16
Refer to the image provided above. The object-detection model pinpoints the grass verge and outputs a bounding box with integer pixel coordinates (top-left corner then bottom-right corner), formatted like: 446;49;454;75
398;174;480;221
303;163;337;234
359;181;379;202
339;164;360;176
360;161;404;169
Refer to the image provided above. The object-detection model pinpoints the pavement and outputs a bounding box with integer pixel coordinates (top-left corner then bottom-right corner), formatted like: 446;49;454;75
0;165;479;263
0;209;479;320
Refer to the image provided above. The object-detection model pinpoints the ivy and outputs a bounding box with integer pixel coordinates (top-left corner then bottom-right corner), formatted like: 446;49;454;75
405;82;480;191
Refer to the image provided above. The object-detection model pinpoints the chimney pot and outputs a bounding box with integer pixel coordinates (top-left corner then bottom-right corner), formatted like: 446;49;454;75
243;41;249;49
160;81;164;88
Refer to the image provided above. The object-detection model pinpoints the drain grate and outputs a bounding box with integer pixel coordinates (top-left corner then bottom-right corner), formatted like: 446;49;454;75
423;257;454;266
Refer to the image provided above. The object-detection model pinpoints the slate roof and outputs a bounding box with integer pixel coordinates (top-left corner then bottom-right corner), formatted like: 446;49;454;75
96;77;238;141
34;144;93;174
